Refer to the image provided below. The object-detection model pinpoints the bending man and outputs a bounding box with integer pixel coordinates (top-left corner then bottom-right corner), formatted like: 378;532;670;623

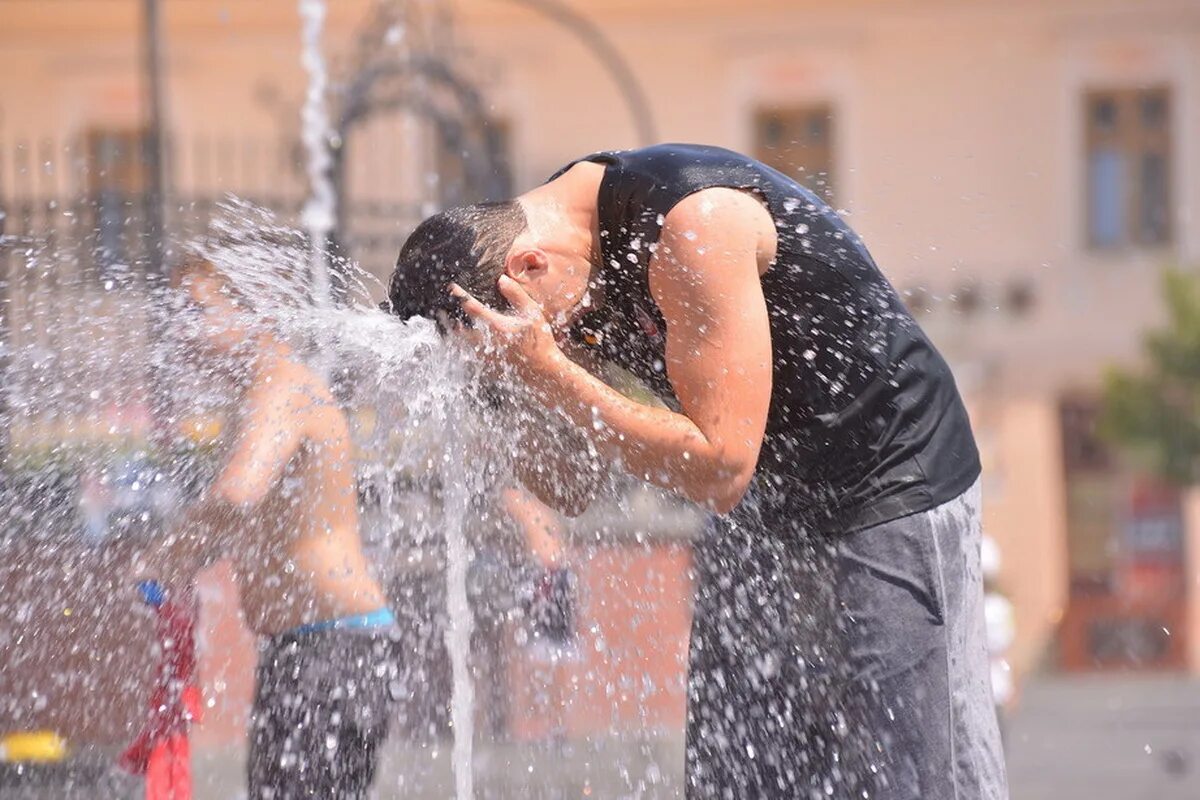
388;143;1007;799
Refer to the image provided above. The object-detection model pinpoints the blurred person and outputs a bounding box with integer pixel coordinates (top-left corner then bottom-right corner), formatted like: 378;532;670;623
465;485;576;740
500;485;576;653
501;486;576;740
388;144;1007;799
158;256;399;800
361;478;574;747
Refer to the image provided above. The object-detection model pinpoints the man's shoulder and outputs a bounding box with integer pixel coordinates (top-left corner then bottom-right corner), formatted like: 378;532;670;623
663;186;768;226
656;187;773;263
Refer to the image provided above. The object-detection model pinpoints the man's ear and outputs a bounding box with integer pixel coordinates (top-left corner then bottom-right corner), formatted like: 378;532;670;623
504;248;550;283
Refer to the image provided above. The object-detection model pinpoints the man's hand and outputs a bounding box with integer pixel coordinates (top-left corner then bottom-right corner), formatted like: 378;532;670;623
445;185;774;515
449;275;565;386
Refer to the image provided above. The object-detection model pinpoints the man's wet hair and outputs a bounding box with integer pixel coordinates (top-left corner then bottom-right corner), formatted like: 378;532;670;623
387;201;528;327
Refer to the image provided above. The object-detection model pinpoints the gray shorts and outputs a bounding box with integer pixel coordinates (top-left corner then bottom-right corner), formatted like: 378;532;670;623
686;479;1009;799
248;625;401;799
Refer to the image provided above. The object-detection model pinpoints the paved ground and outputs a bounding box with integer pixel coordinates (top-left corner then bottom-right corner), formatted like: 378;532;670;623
10;675;1200;797
368;675;1200;799
1005;675;1200;800
192;736;687;799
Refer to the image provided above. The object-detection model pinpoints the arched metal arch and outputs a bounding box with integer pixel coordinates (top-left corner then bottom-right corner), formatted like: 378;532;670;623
331;56;511;224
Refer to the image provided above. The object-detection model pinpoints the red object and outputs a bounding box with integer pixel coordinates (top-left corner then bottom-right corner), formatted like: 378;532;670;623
119;588;202;800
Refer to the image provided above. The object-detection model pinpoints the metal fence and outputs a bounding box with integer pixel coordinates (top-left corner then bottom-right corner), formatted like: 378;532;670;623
0;128;432;278
0;131;431;457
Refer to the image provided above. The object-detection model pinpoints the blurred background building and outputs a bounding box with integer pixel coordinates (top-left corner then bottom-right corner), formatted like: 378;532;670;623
2;0;1199;797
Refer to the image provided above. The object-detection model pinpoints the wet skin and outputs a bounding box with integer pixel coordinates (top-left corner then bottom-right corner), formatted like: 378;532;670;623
172;266;387;635
451;161;779;515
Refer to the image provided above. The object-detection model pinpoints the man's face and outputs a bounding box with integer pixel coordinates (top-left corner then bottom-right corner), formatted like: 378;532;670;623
505;245;593;330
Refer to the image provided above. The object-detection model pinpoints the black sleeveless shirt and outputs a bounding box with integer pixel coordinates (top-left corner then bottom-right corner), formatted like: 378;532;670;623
553;144;979;532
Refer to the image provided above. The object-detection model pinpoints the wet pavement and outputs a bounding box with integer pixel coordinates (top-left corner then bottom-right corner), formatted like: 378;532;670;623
12;675;1199;798
191;736;686;799
1005;675;1200;800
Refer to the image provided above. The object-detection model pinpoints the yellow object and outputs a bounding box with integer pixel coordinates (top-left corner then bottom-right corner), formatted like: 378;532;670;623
179;412;224;444
1;731;68;763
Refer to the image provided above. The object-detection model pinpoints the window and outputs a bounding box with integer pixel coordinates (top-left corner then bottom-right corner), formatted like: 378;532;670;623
754;105;835;203
1060;398;1111;473
1085;87;1172;249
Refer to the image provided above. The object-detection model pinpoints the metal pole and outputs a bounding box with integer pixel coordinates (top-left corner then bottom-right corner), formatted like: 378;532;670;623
142;0;169;282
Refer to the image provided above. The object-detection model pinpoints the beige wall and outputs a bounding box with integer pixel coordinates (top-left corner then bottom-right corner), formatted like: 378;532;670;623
459;0;1200;393
3;0;1196;380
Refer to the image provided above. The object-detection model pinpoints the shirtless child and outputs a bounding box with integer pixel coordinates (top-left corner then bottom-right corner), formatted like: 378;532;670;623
165;255;398;799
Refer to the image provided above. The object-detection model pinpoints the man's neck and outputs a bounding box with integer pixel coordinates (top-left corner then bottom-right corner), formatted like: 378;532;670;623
522;163;604;269
521;165;606;323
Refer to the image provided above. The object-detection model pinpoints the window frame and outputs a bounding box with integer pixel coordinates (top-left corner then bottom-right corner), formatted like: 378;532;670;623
752;104;837;205
1083;85;1173;252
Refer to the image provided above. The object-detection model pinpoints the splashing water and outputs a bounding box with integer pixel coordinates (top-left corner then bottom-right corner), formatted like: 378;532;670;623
299;1;476;793
1;7;682;799
201;200;484;798
0;177;685;796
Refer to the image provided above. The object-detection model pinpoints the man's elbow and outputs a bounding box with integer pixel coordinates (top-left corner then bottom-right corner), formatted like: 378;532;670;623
708;485;748;515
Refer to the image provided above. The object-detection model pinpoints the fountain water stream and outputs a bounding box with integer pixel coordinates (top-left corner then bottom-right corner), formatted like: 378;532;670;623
297;0;336;309
296;4;476;796
440;444;478;800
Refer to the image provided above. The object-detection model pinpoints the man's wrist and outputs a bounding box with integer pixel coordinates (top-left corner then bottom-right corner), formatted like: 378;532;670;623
524;345;574;395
